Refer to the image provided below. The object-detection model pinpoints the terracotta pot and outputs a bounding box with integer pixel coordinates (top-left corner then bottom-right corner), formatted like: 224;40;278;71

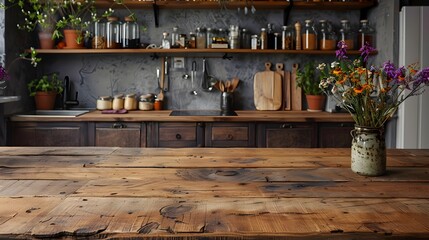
38;32;55;49
63;29;84;49
35;91;57;110
305;94;326;112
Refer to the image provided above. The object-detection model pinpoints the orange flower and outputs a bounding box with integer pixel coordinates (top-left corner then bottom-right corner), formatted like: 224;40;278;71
333;69;343;76
353;84;370;94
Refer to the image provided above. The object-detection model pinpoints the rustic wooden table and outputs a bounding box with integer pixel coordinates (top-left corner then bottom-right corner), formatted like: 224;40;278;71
0;147;428;239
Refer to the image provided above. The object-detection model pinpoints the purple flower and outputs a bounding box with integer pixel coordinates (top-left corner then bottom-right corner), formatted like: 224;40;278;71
383;61;397;79
359;42;376;63
336;41;348;60
413;67;429;86
0;66;8;81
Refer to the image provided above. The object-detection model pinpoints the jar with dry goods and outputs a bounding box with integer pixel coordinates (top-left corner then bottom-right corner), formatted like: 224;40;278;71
106;16;122;49
229;25;240;49
154;99;163;110
97;96;112;110
260;28;267;50
122;16;140;48
318;20;336;50
302;19;317;50
358;19;375;49
112;94;124;110
251;34;259;50
188;32;196;48
92;21;106;49
281;25;294;50
339;19;354;49
196;27;207;49
124;93;137;110
241;28;251;49
171;26;180;48
139;94;154;111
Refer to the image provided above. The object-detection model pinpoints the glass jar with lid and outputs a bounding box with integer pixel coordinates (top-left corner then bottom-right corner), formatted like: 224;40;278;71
206;28;213;48
196;27;207;49
106;16;121;49
302;19;317;50
139;94;154;111
358;19;375;49
339;19;354;50
281;25;294;50
241;28;251;49
92;21;106;49
171;26;179;48
229;25;240;49
318;20;336;50
112;94;124;110
97;96;112;110
122;16;140;49
124;93;137;110
260;28;267;50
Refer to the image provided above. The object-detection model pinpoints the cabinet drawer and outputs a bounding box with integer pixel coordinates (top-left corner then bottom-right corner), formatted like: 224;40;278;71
150;122;203;147
206;123;255;147
94;122;144;147
258;123;317;148
318;122;354;148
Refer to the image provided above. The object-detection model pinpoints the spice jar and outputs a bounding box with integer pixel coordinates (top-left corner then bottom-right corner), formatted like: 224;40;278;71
260;28;267;50
318;20;336;50
106;16;121;49
171;26;179;48
139;94;154;111
154;99;163;110
358;19;375;49
92;21;106;49
112;94;124;110
302;19;317;50
281;25;294;50
97;96;112;110
206;28;213;48
251;34;259;50
196;27;207;49
122;16;140;48
124;93;137;110
339;19;354;50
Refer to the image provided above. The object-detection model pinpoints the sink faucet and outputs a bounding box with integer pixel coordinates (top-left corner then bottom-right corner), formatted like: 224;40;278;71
63;76;79;109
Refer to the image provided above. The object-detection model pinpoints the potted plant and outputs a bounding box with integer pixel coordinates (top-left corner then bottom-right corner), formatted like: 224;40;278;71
28;73;63;110
296;61;326;111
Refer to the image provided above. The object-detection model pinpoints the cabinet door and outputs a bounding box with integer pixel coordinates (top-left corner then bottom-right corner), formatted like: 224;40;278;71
318;122;354;148
94;122;145;147
257;123;317;148
205;122;256;147
148;122;204;147
9;122;87;146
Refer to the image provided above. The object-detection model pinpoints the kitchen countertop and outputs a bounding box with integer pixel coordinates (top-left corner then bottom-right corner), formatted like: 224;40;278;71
10;110;354;122
0;147;427;239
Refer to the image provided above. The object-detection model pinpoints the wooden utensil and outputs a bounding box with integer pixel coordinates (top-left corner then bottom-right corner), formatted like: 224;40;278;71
225;80;231;92
219;81;225;92
230;77;240;92
291;63;302;110
158;57;165;101
253;62;282;111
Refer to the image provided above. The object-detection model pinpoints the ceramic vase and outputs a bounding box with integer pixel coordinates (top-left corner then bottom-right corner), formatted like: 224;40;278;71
63;29;84;49
35;91;57;110
306;94;326;112
38;32;55;49
351;125;386;176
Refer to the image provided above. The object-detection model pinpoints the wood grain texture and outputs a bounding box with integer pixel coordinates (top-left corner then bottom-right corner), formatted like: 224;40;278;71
253;62;283;111
291;63;302;110
0;147;428;239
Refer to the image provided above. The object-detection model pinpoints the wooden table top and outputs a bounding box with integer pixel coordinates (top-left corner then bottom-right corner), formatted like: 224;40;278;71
0;147;428;239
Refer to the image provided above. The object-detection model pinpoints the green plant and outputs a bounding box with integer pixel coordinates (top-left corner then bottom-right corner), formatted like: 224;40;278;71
296;62;323;95
27;73;63;96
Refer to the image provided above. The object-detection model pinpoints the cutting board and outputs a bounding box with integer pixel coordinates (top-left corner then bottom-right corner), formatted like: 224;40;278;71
275;63;291;111
291;63;302;110
254;62;282;111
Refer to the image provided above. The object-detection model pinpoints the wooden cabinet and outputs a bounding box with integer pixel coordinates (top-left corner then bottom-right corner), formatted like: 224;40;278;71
90;122;146;147
8;122;87;146
257;122;317;148
205;122;256;147
318;122;354;148
147;122;204;147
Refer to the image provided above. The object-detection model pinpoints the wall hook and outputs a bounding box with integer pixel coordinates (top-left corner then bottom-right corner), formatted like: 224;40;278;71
222;53;233;60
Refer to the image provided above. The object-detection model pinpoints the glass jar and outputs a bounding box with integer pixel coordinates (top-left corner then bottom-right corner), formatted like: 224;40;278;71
92;21;106;49
251;34;259;50
171;26;179;48
241;28;251;49
281;25;294;50
318;20;336;50
206;28;213;48
161;32;171;49
112;94;124;110
196;27;207;49
260;28;267;50
122;16;140;49
178;34;187;48
267;23;275;49
339;19;354;50
302;19;317;50
124;93;137;110
96;96;112;110
358;19;375;49
106;16;121;49
188;32;196;48
154;99;163;110
229;25;240;49
139;94;154;111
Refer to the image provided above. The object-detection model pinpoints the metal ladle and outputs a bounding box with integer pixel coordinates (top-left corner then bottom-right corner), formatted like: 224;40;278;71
190;61;198;96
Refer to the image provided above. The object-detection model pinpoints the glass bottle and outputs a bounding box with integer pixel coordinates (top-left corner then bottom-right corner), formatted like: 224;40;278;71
267;23;275;49
161;32;170;49
302;19;317;50
251;34;259;50
281;25;294;50
196;27;207;49
358;19;375;49
339;19;354;50
106;16;121;49
318;20;336;50
206;28;213;48
92;21;106;49
122;16;140;48
241;28;251;49
260;28;267;50
229;25;240;49
188;32;196;48
171;26;179;48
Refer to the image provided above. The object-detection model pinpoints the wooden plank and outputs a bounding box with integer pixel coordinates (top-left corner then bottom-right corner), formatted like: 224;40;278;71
291;64;302;110
0;155;104;168
0;180;85;197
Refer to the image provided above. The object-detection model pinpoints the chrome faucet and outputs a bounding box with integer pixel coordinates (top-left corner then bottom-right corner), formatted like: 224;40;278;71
63;76;79;109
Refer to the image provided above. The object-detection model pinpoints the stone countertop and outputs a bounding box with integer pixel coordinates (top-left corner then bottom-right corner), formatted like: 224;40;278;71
9;110;354;122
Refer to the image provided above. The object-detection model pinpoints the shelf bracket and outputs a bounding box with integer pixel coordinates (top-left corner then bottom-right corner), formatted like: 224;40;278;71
153;1;159;28
222;53;233;60
150;53;159;60
284;0;293;26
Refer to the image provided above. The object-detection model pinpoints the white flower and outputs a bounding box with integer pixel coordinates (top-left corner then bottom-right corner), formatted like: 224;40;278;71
317;63;326;71
331;61;339;68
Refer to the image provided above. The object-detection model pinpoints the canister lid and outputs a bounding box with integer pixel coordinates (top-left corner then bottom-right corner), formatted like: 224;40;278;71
98;96;112;101
114;94;124;99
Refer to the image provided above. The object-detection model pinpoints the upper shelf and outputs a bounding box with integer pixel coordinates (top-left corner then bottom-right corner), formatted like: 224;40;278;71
96;0;377;10
34;49;373;55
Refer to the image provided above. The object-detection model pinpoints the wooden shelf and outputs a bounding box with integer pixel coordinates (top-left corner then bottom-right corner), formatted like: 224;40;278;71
35;48;372;55
96;0;376;10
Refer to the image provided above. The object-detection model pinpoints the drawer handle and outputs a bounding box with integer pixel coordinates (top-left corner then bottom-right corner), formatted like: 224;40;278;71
227;134;233;140
176;134;182;140
281;123;292;129
112;123;126;129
